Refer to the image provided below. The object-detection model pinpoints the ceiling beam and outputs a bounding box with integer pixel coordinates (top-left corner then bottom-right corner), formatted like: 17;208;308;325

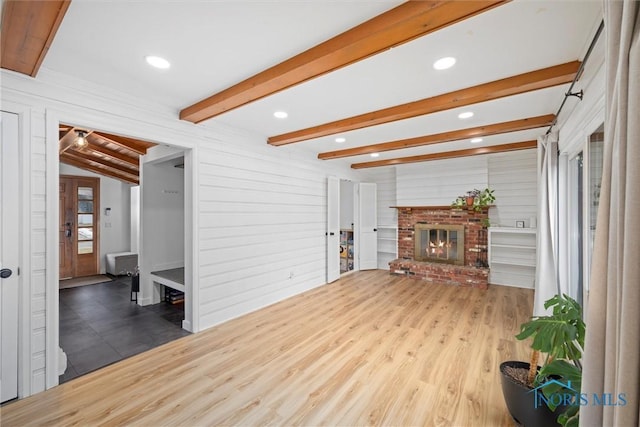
179;0;509;124
1;0;71;77
84;141;139;167
351;140;536;169
60;155;139;185
65;149;139;175
58;128;76;154
318;114;554;160
269;61;580;146
92;131;151;155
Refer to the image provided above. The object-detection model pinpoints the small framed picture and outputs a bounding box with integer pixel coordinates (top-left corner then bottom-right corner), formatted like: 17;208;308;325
516;220;525;228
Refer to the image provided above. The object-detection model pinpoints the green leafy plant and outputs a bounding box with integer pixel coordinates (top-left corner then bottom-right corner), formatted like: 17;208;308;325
451;187;496;211
515;294;585;427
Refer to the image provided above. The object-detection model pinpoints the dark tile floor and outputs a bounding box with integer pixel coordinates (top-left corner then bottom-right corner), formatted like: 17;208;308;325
59;277;190;383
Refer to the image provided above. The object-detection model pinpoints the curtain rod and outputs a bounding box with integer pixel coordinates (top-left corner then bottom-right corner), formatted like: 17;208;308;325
545;20;605;135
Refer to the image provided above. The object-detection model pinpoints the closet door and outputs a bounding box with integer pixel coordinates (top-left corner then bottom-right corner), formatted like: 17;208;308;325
326;176;340;283
358;183;378;270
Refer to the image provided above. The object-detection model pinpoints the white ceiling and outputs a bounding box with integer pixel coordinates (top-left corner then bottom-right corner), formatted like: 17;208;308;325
41;0;603;167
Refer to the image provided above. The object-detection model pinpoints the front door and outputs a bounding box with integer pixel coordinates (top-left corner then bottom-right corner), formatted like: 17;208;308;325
59;176;100;279
1;111;20;403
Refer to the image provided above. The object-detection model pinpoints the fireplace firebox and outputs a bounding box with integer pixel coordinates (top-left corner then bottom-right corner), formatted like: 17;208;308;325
414;224;465;265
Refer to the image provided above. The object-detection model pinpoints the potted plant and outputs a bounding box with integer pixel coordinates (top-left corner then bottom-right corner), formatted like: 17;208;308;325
451;188;496;212
465;189;481;206
500;294;585;427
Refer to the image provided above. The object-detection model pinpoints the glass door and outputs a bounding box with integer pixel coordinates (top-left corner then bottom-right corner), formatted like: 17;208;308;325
569;152;584;307
585;125;604;302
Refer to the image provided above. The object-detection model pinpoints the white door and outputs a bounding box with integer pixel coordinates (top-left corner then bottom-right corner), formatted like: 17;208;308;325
1;111;20;403
326;176;340;283
358;183;378;270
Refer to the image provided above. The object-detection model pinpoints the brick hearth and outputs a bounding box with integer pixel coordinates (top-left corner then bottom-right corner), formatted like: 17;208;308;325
389;206;489;289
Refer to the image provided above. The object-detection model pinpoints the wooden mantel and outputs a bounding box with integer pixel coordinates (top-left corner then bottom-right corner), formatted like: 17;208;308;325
391;205;495;210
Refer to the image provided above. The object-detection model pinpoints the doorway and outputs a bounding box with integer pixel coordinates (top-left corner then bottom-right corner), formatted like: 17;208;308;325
59;175;100;279
326;177;378;282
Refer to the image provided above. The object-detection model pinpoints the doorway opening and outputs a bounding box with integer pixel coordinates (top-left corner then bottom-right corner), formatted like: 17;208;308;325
56;126;193;384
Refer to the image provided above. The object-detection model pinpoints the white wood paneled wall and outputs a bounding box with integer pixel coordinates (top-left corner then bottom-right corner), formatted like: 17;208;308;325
396;157;488;206
197;138;350;330
487;150;537;227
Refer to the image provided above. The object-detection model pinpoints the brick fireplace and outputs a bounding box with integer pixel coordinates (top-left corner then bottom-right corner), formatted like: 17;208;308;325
389;206;489;289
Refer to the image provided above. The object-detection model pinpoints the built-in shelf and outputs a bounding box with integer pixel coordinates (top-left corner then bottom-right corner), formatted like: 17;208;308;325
488;227;537;288
340;229;354;274
377;225;397;270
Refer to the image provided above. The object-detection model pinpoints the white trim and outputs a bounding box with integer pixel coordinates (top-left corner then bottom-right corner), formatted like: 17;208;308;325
185;147;199;332
45;112;60;389
1;100;33;398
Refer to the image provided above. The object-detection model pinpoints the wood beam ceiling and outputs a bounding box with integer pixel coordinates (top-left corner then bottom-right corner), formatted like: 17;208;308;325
1;0;71;77
351;140;537;169
318;114;554;160
60;154;139;185
64;149;138;175
268;61;580;146
58;124;154;184
179;0;509;124
91;131;154;155
84;143;139;167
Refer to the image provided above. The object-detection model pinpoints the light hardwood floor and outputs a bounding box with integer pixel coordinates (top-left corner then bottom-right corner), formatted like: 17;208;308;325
1;270;533;426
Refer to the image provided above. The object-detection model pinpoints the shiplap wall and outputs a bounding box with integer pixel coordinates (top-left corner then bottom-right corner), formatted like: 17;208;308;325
26;107;47;395
396;157;488;206
197;137;353;329
487;150;537;227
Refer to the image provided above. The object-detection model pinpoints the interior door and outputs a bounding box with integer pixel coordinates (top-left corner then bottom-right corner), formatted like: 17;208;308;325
1;111;20;403
326;176;340;283
358;182;378;270
59;176;100;279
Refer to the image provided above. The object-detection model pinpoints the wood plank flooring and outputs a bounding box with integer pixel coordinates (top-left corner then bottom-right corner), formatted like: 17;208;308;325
1;270;533;426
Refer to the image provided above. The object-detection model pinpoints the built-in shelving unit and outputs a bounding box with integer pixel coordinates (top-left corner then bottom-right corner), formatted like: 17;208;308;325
488;227;536;288
340;229;354;274
377;225;397;270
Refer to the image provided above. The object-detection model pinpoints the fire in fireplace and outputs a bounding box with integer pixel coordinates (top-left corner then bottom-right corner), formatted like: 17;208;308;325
414;224;465;265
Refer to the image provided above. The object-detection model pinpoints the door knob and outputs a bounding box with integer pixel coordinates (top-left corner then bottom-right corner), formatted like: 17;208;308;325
0;268;12;279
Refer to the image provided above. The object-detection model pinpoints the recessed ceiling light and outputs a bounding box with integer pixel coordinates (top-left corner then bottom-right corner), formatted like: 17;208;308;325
370;153;380;158
470;138;483;143
145;55;170;69
458;111;474;119
273;111;288;119
335;137;346;143
433;56;456;70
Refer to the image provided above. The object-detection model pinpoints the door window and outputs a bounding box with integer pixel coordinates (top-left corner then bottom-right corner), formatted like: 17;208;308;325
77;186;94;254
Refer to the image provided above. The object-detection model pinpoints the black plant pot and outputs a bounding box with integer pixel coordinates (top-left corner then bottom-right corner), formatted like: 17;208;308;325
500;361;566;427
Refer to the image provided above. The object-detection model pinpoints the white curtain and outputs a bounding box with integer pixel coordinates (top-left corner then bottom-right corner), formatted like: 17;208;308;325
580;2;640;426
533;132;560;316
